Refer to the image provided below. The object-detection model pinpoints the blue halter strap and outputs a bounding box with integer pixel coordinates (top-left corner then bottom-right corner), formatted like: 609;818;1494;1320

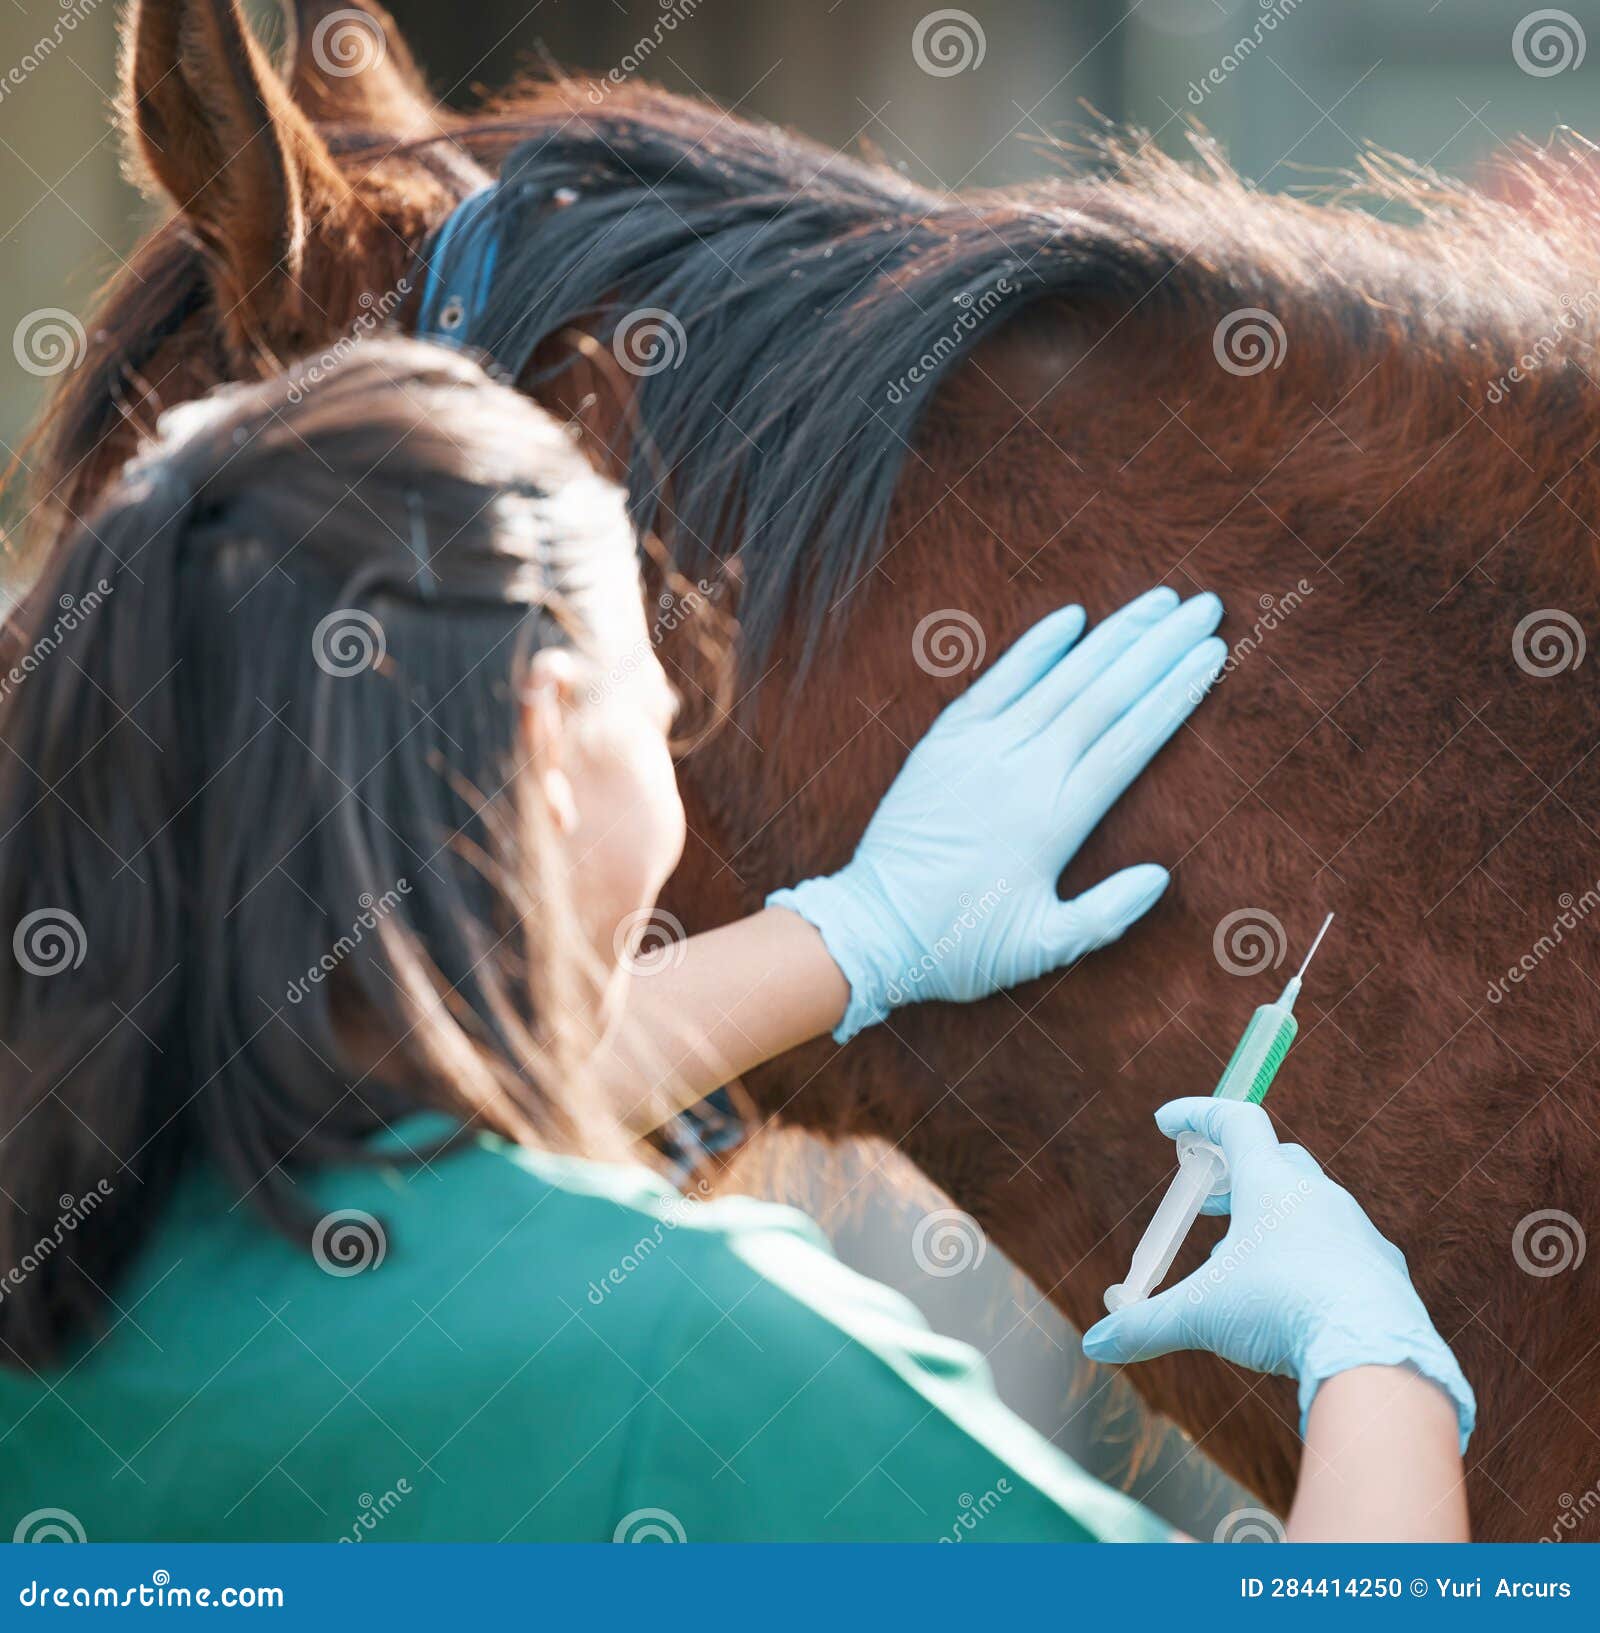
413;183;506;350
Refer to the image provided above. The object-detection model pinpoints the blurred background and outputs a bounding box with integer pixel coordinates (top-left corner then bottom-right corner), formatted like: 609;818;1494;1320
2;0;1595;1535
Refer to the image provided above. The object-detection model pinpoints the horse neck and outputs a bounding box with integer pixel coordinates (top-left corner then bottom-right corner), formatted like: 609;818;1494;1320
671;277;1600;1535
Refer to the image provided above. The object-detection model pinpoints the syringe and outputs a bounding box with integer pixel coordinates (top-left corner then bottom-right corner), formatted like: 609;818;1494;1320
1102;913;1334;1313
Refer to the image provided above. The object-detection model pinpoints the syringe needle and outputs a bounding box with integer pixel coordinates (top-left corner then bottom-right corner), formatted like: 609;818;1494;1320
1293;912;1335;982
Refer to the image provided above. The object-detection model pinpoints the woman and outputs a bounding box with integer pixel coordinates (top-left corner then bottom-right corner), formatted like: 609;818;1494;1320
0;340;1471;1542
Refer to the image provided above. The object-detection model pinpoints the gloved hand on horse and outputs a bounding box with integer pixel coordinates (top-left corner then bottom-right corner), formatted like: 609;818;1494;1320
769;586;1226;1041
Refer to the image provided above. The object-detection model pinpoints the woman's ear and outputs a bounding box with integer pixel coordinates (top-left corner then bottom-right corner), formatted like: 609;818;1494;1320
120;0;346;365
523;650;582;837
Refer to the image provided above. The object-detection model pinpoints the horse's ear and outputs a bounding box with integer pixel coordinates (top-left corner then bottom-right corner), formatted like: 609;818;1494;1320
283;0;441;136
120;0;345;362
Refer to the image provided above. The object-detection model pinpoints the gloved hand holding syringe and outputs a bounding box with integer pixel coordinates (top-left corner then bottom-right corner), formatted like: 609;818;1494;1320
1103;912;1335;1312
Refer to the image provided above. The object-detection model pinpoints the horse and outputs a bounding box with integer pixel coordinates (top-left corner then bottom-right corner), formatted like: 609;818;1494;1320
18;0;1600;1539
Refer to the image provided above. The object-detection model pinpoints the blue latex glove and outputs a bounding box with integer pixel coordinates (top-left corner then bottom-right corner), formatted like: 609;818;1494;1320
767;587;1226;1041
1082;1098;1476;1452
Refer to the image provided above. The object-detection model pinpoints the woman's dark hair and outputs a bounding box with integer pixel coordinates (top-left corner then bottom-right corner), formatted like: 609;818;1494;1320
0;337;680;1368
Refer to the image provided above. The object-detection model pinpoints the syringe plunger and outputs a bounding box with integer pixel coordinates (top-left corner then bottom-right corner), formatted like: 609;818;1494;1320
1103;1134;1227;1311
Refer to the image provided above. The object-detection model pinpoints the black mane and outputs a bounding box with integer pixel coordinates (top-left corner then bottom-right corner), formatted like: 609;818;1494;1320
447;87;1190;666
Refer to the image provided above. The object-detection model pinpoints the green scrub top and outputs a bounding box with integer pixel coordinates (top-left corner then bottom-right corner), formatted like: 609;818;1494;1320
0;1119;1170;1543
